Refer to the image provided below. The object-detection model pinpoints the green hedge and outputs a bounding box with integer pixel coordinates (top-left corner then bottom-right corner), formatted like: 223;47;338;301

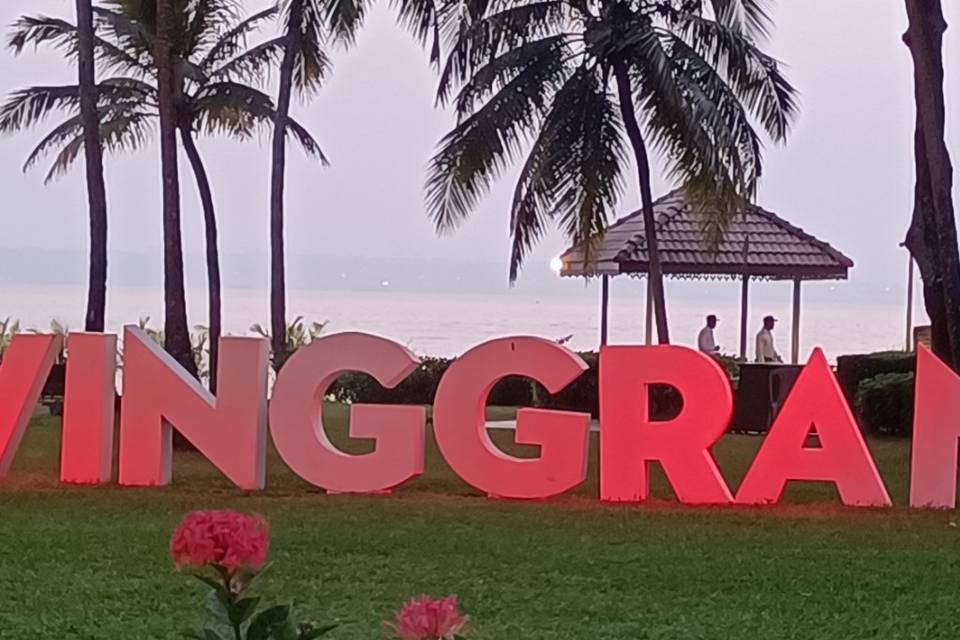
836;351;914;406
329;351;693;419
855;372;915;437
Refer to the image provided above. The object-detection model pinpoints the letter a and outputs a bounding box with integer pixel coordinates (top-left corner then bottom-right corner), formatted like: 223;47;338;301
0;333;62;475
269;332;426;494
736;348;890;507
118;327;269;489
432;337;591;499
600;345;733;504
910;346;960;508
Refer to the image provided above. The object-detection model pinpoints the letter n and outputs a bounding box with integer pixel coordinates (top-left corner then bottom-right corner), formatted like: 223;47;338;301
0;334;62;475
736;349;890;507
118;327;269;489
910;346;960;508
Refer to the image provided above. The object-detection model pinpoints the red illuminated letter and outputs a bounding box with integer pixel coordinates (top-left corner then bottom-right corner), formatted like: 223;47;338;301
432;337;590;499
0;333;61;475
600;345;733;504
736;349;890;507
269;332;426;494
910;346;960;508
61;333;117;484
118;327;269;489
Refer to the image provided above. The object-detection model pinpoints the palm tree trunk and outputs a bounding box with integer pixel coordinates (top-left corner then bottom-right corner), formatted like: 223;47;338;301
179;125;221;392
269;0;306;370
76;0;108;332
613;60;670;344
903;0;960;370
155;0;197;377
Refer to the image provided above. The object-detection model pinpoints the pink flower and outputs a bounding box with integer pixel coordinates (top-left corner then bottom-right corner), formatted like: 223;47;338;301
170;510;269;574
387;595;468;640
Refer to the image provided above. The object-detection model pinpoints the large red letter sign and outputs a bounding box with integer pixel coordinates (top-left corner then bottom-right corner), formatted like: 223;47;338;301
910;346;960;508
61;333;117;484
600;346;733;504
736;349;890;507
118;327;269;489
432;337;590;499
269;332;425;494
0;333;61;475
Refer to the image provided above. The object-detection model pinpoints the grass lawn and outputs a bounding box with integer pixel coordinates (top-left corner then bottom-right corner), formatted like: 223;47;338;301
2;406;960;639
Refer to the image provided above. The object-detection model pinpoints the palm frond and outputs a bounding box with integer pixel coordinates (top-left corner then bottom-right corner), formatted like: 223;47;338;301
672;13;797;141
209;37;285;84
27;107;153;183
436;0;567;104
7;14;153;77
291;0;333;96
630;27;759;241
514;64;624;280
427;40;570;233
0;85;80;133
190;82;327;161
449;34;571;119
708;0;772;39
321;0;372;46
201;6;279;71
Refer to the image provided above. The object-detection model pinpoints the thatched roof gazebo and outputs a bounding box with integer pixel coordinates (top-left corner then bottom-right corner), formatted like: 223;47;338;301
558;190;854;362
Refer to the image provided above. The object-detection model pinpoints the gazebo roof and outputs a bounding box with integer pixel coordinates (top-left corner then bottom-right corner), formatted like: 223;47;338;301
559;190;853;281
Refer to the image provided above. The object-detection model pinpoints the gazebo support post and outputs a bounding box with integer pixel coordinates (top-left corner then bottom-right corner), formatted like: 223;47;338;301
645;278;653;345
791;278;802;364
906;254;915;351
600;275;610;347
739;274;750;359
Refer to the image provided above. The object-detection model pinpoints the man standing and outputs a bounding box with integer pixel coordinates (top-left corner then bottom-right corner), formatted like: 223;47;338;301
698;315;721;355
755;316;783;363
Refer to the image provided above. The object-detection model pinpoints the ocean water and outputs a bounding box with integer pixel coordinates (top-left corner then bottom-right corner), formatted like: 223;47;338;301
1;283;921;360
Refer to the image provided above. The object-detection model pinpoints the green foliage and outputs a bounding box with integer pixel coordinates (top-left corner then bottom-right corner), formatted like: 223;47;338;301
0;317;21;359
251;317;327;368
855;372;915;437
134;316;211;381
836;351;915;407
185;567;337;640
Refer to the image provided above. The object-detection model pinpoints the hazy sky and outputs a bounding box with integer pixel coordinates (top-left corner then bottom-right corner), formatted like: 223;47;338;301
0;1;957;304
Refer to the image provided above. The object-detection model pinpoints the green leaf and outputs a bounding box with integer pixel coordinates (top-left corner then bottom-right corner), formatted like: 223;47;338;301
229;596;261;627
247;604;293;640
203;629;228;640
205;589;231;626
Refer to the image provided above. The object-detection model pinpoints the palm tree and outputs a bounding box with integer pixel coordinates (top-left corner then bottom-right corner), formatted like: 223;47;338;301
902;0;960;371
76;0;110;333
267;0;460;369
2;0;322;387
427;0;797;343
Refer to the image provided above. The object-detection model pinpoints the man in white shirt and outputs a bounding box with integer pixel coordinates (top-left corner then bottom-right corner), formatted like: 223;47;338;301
697;315;720;355
755;315;783;363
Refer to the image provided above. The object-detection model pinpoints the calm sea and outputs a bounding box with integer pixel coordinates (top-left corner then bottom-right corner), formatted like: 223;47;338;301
1;283;923;360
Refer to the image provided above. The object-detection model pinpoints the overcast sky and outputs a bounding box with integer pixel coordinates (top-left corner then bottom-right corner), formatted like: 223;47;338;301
0;0;957;302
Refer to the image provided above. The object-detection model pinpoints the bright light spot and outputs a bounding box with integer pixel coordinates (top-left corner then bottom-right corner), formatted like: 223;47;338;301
550;256;564;273
381;280;390;288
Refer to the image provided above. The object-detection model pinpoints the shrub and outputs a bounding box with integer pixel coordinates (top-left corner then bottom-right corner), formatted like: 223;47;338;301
855;372;915;437
836;351;914;406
